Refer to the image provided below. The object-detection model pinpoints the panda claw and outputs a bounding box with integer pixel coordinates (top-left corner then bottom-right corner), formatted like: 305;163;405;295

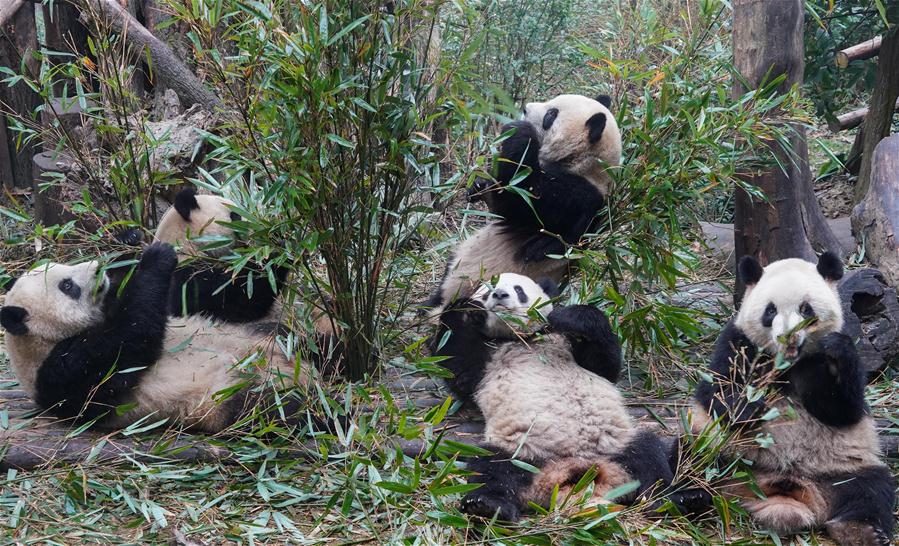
461;492;521;522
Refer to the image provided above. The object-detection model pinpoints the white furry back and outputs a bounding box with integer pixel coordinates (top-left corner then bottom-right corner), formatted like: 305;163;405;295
108;315;297;430
475;333;634;461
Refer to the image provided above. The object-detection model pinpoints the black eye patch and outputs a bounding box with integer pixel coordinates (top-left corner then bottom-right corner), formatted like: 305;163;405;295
58;278;81;300
800;302;816;319
229;212;242;222
762;302;777;327
542;108;559;130
514;285;527;304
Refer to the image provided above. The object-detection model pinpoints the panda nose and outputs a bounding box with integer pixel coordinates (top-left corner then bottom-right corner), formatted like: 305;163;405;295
492;290;509;300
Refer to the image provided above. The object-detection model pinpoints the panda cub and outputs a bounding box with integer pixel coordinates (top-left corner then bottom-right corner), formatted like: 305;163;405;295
693;253;895;545
425;94;621;314
430;273;674;520
0;243;307;432
154;188;287;323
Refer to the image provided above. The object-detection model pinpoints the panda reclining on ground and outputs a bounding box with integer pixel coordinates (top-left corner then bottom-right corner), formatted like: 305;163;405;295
0;243;314;433
425;94;622;314
429;273;702;520
692;252;895;545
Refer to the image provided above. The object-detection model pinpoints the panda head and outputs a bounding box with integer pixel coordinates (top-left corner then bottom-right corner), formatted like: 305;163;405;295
523;94;621;196
154;188;239;257
471;273;558;338
1;261;110;342
735;252;844;359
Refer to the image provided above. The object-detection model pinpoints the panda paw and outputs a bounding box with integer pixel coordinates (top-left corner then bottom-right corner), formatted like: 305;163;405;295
460;491;521;522
815;332;856;361
519;235;565;263
140;242;178;274
665;488;713;515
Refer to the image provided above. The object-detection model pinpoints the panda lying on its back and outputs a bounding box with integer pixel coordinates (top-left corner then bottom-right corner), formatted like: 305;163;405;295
693;253;895;545
0;243;310;432
425;95;621;314
430;273;684;520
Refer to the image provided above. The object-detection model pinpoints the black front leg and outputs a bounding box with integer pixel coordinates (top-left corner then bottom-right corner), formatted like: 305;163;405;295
478;121;544;227
694;320;766;429
547;304;622;382
34;243;178;422
461;445;536;521
428;300;493;405
788;332;867;427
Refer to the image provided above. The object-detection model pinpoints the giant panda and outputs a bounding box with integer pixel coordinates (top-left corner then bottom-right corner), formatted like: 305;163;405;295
424;94;621;314
153;188;288;323
692;252;895;545
429;273;683;520
0;243;313;432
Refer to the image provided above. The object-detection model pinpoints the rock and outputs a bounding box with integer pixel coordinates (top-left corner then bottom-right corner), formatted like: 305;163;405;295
141;104;217;189
838;268;899;372
851;135;899;286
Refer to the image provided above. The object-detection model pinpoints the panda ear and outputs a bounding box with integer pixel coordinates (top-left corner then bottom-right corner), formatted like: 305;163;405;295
595;94;612;109
738;255;764;287
586;112;607;144
817;251;843;282
174;188;200;222
536;278;560;299
1;276;16;292
0;306;29;336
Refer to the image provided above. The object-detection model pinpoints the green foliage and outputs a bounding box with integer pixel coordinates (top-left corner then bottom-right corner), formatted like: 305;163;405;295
570;0;803;368
803;0;887;120
167;0;448;379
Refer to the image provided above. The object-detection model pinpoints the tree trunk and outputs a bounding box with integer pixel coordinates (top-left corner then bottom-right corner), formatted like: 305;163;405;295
78;0;221;111
854;26;899;204
731;0;841;301
851;135;899;287
0;2;40;190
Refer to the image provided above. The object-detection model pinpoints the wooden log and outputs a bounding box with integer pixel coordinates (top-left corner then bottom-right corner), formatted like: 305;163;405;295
731;0;842;301
854;27;899;204
836;36;882;69
829;98;899;132
32;150;76;226
0;434;232;471
79;0;221;110
851;135;899;287
0;1;40;190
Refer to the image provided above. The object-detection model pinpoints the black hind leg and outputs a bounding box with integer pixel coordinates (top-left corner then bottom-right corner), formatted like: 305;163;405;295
824;466;895;546
461;446;536;521
610;430;673;503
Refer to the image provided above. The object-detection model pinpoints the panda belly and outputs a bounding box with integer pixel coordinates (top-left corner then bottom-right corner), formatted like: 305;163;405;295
741;400;883;476
438;223;570;309
474;334;634;462
108;316;295;431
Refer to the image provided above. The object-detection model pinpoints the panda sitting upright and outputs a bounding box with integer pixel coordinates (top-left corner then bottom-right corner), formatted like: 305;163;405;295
430;273;680;520
693;252;895;545
0;243;310;432
425;94;621;314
